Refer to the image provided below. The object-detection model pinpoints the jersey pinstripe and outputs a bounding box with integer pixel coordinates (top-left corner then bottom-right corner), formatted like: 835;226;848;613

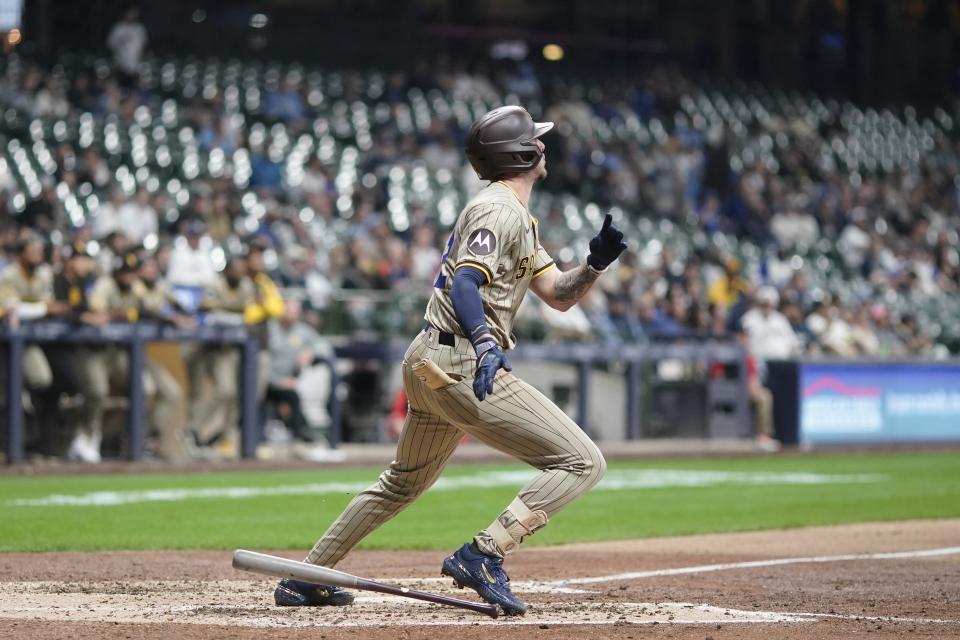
424;182;556;349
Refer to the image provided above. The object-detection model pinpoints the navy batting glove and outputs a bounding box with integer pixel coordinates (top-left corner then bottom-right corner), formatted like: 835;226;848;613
587;213;627;271
473;342;512;401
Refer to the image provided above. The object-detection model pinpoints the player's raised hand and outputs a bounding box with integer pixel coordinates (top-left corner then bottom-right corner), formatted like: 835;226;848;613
587;213;627;271
473;343;512;401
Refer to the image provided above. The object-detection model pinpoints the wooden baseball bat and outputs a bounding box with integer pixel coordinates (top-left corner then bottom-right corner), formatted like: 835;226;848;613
232;549;499;618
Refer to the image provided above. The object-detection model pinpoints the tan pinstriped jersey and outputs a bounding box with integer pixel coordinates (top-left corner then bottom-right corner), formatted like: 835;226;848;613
0;263;54;304
200;276;256;313
425;182;556;349
88;275;147;322
140;279;181;316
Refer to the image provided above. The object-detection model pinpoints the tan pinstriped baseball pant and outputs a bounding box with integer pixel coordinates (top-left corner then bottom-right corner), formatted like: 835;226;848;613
305;328;606;566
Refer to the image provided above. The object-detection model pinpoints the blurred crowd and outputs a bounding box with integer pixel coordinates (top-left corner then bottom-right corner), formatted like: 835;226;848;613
542;250;944;360
0;52;955;357
2;11;960;460
529;67;960;359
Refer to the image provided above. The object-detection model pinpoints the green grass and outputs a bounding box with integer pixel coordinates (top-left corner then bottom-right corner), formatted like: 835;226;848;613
1;452;958;552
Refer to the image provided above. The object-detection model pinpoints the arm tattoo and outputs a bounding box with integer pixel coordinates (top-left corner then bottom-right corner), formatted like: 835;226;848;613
553;264;600;304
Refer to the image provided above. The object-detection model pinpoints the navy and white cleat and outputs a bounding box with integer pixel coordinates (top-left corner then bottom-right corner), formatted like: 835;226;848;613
441;542;528;615
274;578;355;607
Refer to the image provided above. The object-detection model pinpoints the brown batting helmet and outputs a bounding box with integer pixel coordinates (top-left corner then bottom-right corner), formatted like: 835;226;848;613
465;106;553;180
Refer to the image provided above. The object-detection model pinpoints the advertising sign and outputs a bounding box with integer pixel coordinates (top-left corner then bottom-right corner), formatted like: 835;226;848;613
799;363;960;443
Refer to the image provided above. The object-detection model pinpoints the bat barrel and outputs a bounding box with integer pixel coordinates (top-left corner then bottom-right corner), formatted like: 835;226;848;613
232;549;359;589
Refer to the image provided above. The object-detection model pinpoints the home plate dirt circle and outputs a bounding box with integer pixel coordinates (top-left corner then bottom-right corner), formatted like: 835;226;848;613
1;521;958;640
0;579;813;628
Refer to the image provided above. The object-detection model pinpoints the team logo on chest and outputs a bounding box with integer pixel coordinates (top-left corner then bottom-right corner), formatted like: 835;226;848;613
466;228;497;256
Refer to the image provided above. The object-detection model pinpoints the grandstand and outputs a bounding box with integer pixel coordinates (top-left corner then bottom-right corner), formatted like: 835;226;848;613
2;1;960;465
2;52;958;348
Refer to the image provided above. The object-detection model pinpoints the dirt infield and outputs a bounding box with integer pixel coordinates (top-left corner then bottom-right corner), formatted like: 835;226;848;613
1;520;958;639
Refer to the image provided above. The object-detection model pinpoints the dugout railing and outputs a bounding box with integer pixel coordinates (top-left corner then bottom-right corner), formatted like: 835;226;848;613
2;324;749;464
1;321;262;464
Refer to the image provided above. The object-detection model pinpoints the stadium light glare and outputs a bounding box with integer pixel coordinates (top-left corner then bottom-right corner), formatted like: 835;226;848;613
542;44;564;61
490;40;527;61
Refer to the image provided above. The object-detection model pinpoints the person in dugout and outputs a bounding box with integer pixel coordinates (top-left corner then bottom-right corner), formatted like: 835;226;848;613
75;250;188;463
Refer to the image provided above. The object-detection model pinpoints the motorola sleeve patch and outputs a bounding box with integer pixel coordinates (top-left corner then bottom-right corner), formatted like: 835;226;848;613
466;228;497;256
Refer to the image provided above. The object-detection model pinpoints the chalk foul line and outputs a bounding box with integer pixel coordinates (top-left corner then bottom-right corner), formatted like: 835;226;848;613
548;546;960;586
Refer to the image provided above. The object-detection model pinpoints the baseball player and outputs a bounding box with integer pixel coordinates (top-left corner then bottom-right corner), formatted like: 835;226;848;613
48;240;108;462
0;236;55;396
274;106;626;615
79;251;184;463
187;255;256;452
